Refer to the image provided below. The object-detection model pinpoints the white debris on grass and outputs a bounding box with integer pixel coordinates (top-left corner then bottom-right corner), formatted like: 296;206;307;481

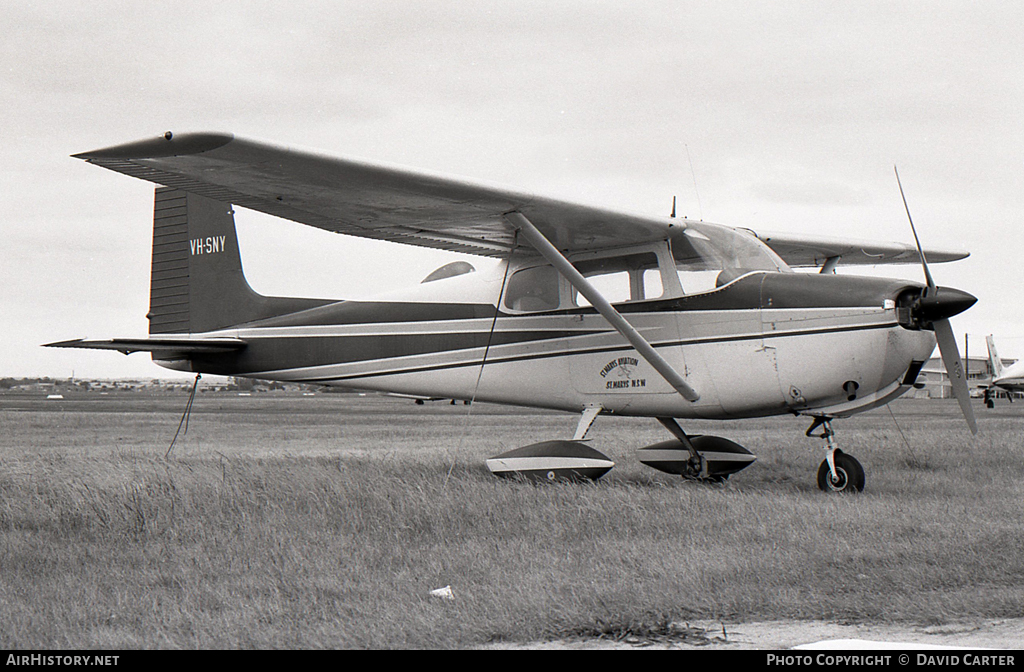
429;585;454;600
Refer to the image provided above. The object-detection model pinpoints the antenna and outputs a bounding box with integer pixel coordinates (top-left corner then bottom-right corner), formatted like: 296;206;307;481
670;196;676;218
685;144;703;221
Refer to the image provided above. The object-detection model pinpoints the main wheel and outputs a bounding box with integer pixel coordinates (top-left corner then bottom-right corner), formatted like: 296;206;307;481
817;450;865;493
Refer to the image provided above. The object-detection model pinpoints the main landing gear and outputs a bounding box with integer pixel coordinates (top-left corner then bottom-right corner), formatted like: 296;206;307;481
806;417;865;493
637;418;757;481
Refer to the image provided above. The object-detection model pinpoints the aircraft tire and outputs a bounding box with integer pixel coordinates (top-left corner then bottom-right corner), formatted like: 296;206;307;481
816;451;865;493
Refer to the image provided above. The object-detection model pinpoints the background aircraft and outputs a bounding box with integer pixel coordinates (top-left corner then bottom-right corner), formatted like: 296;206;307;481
984;335;1024;405
48;132;978;492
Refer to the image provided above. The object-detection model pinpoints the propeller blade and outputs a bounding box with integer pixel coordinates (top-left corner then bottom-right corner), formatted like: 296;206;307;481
894;165;936;294
933;317;978;435
895;166;976;435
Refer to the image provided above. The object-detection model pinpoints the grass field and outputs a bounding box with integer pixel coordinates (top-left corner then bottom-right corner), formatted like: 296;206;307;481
1;391;1022;648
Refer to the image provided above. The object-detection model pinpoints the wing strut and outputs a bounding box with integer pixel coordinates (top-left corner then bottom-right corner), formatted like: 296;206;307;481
504;211;700;402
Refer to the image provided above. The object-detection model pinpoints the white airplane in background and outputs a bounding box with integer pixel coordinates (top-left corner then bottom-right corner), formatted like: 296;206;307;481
984;335;1024;404
48;132;978;492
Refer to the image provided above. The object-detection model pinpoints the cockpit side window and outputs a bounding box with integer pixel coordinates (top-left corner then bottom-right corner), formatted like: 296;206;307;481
671;223;788;294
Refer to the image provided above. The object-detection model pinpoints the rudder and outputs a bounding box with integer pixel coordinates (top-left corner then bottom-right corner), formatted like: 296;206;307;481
986;335;1005;379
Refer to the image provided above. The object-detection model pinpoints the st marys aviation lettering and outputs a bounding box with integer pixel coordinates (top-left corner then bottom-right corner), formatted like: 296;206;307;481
599;356;646;390
190;236;227;256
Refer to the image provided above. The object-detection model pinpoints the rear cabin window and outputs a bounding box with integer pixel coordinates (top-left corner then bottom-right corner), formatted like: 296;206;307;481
504;250;669;312
572;252;663;307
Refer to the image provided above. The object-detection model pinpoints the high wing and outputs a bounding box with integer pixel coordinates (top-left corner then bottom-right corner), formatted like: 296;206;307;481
73;132;672;257
74;132;968;264
745;229;967;269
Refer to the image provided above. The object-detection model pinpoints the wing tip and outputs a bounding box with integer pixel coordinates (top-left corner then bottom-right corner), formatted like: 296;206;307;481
42;338;85;348
72;131;235;161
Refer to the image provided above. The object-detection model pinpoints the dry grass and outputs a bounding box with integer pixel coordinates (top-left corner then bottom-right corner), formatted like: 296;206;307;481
1;392;1022;648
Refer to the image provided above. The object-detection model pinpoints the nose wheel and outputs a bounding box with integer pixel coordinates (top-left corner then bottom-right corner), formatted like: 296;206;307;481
815;450;865;492
806;417;865;493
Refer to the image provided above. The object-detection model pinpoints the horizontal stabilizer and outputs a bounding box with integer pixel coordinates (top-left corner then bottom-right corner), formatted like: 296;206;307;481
44;337;246;356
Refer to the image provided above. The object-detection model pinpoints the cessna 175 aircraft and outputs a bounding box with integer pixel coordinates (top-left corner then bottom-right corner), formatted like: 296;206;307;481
48;132;979;492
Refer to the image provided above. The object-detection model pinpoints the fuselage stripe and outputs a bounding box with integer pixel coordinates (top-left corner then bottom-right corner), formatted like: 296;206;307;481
254;319;899;383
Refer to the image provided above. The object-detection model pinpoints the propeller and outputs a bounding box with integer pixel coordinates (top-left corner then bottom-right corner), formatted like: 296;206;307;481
895;166;977;434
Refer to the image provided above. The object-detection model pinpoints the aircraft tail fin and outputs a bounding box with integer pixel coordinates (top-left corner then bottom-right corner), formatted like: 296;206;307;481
986;335;1005;379
149;188;327;334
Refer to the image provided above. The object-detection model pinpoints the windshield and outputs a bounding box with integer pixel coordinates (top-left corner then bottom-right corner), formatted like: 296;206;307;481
670;222;789;293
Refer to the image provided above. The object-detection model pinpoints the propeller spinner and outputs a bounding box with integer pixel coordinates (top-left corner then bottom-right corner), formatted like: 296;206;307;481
895;166;978;434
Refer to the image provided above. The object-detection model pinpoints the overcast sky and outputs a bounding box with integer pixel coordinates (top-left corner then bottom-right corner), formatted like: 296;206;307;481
3;1;1022;379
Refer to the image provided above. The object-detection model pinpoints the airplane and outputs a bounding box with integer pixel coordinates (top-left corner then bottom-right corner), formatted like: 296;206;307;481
983;335;1024;405
47;132;979;492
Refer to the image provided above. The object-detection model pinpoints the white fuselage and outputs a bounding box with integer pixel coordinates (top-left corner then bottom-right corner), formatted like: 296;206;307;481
181;264;937;421
994;362;1024;391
